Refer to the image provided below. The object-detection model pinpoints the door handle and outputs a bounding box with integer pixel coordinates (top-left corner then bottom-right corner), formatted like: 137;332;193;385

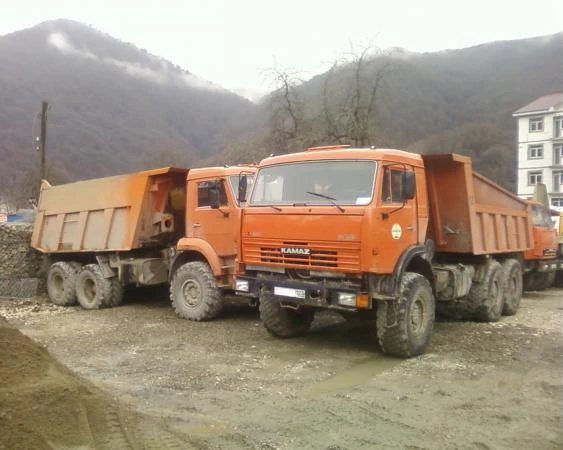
192;223;201;228
407;226;414;231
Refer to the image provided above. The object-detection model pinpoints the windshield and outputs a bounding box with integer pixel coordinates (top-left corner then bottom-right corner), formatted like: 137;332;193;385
531;204;553;227
228;174;255;206
249;160;377;206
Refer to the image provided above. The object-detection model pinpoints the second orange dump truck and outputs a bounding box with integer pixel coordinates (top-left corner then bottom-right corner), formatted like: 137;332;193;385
31;165;256;320
235;146;561;357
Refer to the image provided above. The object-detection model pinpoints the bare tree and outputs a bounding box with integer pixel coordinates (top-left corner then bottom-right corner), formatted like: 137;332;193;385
322;41;392;147
261;42;392;155
262;64;311;153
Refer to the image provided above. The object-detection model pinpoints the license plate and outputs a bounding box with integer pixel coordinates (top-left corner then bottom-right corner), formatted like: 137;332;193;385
274;286;306;299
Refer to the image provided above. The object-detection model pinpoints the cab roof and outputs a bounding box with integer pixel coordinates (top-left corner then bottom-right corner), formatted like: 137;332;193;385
258;148;424;167
187;165;256;180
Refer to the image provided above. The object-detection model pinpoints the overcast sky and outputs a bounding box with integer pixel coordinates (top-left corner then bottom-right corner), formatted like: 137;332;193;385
2;0;562;100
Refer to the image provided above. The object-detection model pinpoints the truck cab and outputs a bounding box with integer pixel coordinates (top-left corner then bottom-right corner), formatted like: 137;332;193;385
169;165;256;320
522;201;561;290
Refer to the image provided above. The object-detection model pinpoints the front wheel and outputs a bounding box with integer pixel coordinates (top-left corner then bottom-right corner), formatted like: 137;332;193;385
535;271;556;291
501;259;522;316
259;289;315;338
169;262;222;321
376;273;435;358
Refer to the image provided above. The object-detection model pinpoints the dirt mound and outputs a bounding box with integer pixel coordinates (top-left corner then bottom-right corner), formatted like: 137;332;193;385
0;316;195;450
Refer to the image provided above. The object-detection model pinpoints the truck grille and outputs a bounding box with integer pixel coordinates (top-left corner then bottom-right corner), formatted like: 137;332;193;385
243;238;361;272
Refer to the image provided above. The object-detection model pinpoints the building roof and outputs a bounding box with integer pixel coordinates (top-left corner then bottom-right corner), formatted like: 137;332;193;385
513;93;563;116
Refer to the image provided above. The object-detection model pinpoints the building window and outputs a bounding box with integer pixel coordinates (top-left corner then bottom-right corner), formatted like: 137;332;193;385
554;117;563;138
552;198;563;207
554;145;563;166
554;170;563;193
528;170;543;185
529;117;544;132
528;144;544;159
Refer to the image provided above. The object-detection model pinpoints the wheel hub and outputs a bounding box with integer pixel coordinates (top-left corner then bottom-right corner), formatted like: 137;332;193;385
410;297;425;336
84;278;96;303
51;273;64;298
181;280;202;307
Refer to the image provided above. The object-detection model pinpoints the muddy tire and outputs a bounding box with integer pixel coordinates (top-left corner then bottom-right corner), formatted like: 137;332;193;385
76;264;112;310
523;272;537;291
46;262;80;306
523;271;554;291
105;278;124;307
170;262;222;321
536;271;556;291
501;259;523;316
468;260;503;322
376;273;435;358
259;289;315;338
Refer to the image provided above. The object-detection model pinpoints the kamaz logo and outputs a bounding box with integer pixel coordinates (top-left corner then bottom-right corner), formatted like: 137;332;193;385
280;247;311;255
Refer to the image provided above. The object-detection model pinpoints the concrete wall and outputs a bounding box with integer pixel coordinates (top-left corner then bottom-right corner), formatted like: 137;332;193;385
0;223;44;298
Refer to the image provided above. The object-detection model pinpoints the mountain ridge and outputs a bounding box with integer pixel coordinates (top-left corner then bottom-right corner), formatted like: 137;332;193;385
0;19;256;204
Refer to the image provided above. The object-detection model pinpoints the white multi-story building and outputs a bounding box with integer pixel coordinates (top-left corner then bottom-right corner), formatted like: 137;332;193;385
513;93;563;209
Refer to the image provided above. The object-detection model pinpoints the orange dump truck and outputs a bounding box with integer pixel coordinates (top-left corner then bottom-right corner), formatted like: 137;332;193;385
235;147;555;357
522;201;561;290
32;166;256;320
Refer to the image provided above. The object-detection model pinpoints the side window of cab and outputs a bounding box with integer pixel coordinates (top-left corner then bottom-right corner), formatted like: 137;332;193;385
381;167;405;204
197;180;228;207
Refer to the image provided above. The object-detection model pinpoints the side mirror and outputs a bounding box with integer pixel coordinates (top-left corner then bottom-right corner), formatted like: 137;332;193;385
403;172;415;200
238;174;248;204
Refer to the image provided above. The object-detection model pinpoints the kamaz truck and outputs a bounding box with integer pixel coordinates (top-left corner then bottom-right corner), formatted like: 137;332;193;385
32;165;255;320
235;146;559;357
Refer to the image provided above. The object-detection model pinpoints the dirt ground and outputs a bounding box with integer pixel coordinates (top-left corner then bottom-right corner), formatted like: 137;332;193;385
1;287;562;450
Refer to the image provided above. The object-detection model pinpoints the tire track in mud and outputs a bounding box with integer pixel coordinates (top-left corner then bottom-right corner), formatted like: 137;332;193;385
105;407;202;450
104;408;134;450
137;424;199;450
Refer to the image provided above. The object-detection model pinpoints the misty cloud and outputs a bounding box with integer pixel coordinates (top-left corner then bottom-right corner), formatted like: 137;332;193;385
48;32;97;59
47;31;224;92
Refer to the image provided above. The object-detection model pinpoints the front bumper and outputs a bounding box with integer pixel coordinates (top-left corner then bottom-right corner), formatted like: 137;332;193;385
537;258;563;272
235;274;371;311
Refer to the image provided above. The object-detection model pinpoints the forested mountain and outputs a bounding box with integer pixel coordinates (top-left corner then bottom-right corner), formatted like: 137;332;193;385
221;33;563;191
0;19;256;204
1;20;561;207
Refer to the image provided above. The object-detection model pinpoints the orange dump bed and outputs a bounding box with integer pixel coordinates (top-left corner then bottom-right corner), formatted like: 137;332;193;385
31;167;188;253
423;154;532;255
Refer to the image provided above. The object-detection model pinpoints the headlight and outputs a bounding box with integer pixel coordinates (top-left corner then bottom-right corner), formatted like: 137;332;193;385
236;279;249;292
337;292;356;306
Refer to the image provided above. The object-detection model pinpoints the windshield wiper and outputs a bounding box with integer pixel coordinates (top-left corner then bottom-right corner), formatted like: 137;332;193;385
306;191;345;213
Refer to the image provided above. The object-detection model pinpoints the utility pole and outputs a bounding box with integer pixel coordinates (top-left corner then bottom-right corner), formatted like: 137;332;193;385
39;101;48;182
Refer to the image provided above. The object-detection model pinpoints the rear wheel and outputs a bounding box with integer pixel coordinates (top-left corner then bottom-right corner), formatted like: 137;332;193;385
468;260;503;322
501;259;523;316
105;278;124;307
259;289;315;338
376;273;435;358
46;261;80;306
76;264;112;310
170;262;222;321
